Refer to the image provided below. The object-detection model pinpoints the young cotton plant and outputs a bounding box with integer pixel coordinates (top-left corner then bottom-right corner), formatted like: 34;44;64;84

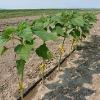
51;12;74;71
32;21;58;85
66;12;87;50
15;21;34;100
32;12;74;71
36;43;53;85
0;21;35;100
69;13;95;49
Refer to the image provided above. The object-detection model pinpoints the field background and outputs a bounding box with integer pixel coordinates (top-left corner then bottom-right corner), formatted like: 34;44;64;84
0;9;100;19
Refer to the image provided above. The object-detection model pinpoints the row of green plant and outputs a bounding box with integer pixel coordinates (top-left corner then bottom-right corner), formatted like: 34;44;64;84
0;10;96;100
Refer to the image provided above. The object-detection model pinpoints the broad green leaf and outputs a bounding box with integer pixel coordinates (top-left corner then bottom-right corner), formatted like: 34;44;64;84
17;21;33;41
56;26;64;36
83;13;96;23
0;46;7;55
17;21;28;31
3;26;16;39
15;44;30;60
70;31;80;39
22;27;33;41
75;30;81;37
53;16;62;23
33;17;47;28
16;59;26;75
71;16;84;27
17;27;33;42
14;40;34;60
43;19;51;28
43;21;49;28
0;36;8;47
33;29;58;41
36;43;53;60
0;27;15;47
34;20;44;28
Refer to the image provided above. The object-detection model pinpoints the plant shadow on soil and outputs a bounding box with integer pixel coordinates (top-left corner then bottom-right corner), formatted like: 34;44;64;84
42;35;100;100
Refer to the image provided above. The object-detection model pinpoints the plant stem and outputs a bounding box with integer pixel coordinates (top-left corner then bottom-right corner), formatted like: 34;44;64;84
42;71;45;85
20;87;23;100
20;74;24;100
40;60;45;85
58;37;66;71
71;39;74;50
13;38;24;100
58;52;62;71
20;83;24;100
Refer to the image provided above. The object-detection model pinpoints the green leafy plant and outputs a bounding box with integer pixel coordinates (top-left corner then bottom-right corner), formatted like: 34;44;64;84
0;21;34;100
36;43;53;84
15;21;34;100
0;11;96;100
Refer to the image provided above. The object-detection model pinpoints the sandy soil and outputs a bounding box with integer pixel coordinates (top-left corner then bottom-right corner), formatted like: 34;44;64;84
0;14;100;100
0;15;40;32
31;15;100;100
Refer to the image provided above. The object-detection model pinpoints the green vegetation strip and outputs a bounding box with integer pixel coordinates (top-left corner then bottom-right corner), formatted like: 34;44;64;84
0;9;99;19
